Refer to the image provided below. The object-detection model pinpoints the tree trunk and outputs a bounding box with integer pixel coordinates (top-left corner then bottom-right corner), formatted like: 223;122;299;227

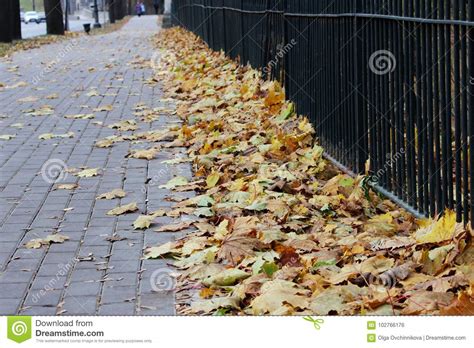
116;0;125;20
108;0;116;24
0;0;12;43
44;0;65;35
10;0;22;40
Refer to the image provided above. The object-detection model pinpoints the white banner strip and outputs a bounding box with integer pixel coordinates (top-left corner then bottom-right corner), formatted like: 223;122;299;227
0;316;472;347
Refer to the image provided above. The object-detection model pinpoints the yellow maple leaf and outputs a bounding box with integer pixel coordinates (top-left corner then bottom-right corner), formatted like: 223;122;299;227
206;171;220;188
415;210;458;244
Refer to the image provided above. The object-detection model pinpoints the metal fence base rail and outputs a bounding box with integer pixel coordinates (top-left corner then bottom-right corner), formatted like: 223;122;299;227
171;0;474;226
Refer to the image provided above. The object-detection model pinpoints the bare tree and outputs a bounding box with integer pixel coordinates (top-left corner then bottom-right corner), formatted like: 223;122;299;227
44;0;65;35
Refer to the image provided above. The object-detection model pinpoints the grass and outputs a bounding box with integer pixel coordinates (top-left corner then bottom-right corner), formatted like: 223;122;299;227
20;0;44;12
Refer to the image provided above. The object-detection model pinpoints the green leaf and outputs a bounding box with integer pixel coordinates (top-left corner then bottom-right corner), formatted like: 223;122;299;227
159;176;189;189
196;195;215;207
311;259;337;272
245;200;267;211
194;207;214;217
262;262;279;276
202;268;251;286
276;102;294;123
339;177;354;188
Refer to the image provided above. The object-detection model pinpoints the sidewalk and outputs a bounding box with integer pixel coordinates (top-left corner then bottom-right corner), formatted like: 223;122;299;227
0;16;188;315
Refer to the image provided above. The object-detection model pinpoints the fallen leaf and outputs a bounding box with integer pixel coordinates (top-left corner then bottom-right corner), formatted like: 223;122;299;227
54;184;78;190
155;221;193;232
38;132;74;140
65;113;95;119
96;189;126;200
94;104;114;112
144;242;178;259
75;168;100;177
25;234;69;249
159;176;189;189
250;279;309;315
107;202;138;216
415;210;459;244
129;148;158;160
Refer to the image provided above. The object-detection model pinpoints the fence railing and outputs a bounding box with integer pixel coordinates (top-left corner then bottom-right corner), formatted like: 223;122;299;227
171;0;474;224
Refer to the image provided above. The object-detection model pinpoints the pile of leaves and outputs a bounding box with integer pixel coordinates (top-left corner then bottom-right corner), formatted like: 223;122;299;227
139;27;473;315
0;32;80;58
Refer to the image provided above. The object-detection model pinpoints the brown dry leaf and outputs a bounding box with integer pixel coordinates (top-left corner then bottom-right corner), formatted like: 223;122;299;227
75;168;100;178
250;279;309;315
94;104;114;112
96;189;126;200
108;120;137;131
54;184;79;190
65;113;95;119
401;291;454;315
144;241;178;259
25;234;70;249
217;233;260;265
106;202;138;216
129;148;159;160
440;292;474;315
38;132;74;140
133;211;165;229
155;221;193;232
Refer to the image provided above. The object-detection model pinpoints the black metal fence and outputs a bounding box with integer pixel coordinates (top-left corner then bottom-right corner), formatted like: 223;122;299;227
171;0;474;224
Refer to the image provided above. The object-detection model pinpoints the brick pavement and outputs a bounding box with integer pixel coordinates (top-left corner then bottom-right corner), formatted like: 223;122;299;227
0;16;191;315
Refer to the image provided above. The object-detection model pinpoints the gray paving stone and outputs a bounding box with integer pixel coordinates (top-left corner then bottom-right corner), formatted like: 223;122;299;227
65;281;102;297
101;285;137;304
30;276;68;291
20;306;58;315
61;295;97;315
99;302;136;315
24;289;62;307
0;298;22;315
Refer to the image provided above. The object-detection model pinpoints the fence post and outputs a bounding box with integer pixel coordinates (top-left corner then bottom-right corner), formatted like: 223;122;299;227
469;1;474;226
353;0;366;173
283;0;288;90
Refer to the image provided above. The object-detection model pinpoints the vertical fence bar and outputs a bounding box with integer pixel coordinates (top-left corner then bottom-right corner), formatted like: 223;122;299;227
461;0;469;223
469;0;474;226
